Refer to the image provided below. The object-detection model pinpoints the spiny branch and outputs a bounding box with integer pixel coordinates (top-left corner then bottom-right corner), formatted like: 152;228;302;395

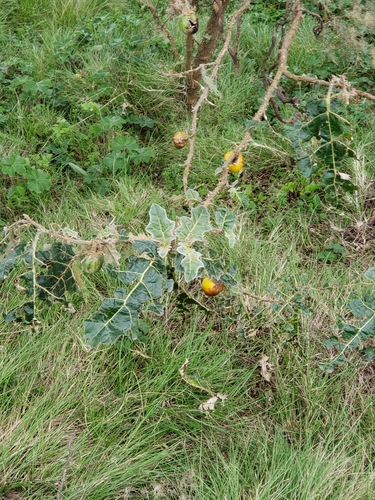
183;0;252;203
282;70;375;103
202;0;304;207
140;0;179;58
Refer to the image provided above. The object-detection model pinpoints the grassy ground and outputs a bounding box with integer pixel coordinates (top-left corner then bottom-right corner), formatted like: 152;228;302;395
1;1;375;498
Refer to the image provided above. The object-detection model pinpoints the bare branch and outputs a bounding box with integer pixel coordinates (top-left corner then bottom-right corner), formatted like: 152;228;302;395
186;0;231;107
182;0;252;202
162;61;217;78
203;0;304;207
283;70;375;103
140;0;179;58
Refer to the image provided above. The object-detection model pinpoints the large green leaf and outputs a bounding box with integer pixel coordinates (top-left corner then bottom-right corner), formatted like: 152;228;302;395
84;256;168;347
175;206;211;244
284;97;356;193
146;204;175;258
176;243;204;282
215;209;237;248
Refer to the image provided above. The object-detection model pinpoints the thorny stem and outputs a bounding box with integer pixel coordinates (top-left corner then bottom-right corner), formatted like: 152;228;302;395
283;70;375;103
10;215;151;248
141;0;179;58
185;33;194;106
201;0;303;207
183;0;252;204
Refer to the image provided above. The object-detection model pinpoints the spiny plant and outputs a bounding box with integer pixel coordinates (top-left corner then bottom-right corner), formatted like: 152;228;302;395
2;0;375;374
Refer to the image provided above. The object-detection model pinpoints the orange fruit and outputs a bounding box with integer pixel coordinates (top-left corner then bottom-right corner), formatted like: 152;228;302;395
201;277;225;296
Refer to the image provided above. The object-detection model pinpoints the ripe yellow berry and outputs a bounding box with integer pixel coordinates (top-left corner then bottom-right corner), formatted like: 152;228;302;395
224;151;244;173
201;277;225;296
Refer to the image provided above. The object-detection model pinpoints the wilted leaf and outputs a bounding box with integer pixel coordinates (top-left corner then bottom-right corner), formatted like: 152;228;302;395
199;396;218;411
179;359;214;396
199;393;227;412
102;244;121;266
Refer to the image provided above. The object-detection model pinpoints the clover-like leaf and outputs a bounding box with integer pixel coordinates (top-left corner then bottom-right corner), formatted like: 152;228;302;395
175;205;211;244
110;136;138;152
24;168;52;193
1;155;29;177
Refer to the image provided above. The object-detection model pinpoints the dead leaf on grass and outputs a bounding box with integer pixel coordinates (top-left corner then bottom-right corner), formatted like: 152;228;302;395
199;393;227;412
259;355;273;382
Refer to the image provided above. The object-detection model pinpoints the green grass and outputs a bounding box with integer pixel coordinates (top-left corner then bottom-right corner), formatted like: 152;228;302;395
1;0;375;498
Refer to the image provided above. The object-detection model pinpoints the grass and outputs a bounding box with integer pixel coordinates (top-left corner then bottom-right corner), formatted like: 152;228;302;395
1;0;375;498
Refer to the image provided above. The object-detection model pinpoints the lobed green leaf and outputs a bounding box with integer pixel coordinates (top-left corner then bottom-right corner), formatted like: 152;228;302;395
175;205;211;244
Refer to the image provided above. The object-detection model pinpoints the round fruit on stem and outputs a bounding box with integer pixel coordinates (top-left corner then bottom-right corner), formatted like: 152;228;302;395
179;12;199;35
81;254;104;274
173;131;188;149
201;277;225;296
224;151;244;173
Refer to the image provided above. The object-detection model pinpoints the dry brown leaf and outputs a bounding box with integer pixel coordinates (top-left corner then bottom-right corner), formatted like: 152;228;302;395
199;393;227;412
259;355;273;382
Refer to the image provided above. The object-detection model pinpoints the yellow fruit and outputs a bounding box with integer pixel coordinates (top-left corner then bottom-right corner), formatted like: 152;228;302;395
201;277;225;297
224;151;244;173
173;131;188;149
